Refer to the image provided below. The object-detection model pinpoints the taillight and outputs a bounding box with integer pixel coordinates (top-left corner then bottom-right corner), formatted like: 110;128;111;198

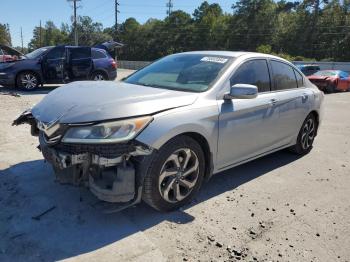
110;59;117;69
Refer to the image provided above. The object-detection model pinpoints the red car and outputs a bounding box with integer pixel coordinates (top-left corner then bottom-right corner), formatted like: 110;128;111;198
308;70;350;93
0;44;22;63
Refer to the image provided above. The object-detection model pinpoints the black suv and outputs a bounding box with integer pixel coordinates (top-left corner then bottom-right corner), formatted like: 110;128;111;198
0;44;118;91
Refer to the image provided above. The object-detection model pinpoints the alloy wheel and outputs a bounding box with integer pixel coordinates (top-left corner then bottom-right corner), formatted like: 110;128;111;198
93;74;105;81
21;73;38;90
301;118;315;150
158;148;199;203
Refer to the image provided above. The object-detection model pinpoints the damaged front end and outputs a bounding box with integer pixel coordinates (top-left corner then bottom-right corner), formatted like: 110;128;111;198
13;110;154;211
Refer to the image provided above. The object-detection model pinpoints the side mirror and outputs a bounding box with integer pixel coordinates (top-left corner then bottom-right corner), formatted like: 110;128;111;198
224;84;258;100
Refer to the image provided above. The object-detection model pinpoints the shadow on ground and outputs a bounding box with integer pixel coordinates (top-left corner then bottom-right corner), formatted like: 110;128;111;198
0;85;59;96
0;150;301;261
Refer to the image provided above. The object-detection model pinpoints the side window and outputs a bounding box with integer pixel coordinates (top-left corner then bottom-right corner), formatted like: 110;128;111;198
92;50;107;59
0;48;3;55
46;47;65;60
271;60;298;90
230;59;271;92
294;69;303;87
70;48;91;60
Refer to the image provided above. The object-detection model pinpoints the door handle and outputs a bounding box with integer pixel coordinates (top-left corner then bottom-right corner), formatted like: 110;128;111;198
270;98;277;106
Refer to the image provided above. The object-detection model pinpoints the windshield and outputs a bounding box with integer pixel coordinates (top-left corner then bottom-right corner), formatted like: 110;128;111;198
124;54;233;92
26;47;52;59
314;70;338;77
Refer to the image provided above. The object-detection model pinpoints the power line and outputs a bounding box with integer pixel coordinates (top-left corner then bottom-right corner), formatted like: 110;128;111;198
115;0;120;32
166;0;173;16
20;27;24;52
68;0;82;46
39;20;42;47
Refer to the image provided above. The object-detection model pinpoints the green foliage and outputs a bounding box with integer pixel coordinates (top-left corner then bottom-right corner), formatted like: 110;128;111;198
19;0;350;61
256;44;272;54
0;23;12;46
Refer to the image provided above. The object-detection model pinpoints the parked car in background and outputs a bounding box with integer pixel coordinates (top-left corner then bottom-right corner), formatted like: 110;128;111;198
0;44;117;90
297;64;320;76
14;51;324;212
308;70;350;93
0;44;23;63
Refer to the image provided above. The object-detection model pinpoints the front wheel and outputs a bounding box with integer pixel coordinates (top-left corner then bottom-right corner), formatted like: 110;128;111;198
16;71;39;91
290;114;317;155
142;136;205;212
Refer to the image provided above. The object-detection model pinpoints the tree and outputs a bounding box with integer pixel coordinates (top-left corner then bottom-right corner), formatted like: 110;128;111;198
0;23;12;46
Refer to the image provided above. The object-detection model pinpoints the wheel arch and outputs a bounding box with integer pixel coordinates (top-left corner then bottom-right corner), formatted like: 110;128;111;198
179;132;213;181
309;110;320;136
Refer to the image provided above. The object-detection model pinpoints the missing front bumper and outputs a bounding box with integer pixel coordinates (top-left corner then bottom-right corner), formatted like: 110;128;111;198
39;135;152;204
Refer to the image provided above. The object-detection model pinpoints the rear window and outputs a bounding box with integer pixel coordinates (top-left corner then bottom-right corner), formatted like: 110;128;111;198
92;49;107;59
70;48;91;60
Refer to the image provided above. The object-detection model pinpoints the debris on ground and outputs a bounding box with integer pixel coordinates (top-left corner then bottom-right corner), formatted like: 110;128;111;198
0;92;20;97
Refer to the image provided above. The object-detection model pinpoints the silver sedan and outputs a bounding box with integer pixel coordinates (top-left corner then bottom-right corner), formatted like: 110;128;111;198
14;51;324;212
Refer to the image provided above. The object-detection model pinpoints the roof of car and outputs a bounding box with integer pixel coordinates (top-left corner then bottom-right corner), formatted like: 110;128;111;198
181;51;249;57
178;50;291;61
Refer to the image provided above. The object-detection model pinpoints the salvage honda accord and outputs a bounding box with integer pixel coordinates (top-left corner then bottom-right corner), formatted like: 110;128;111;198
13;51;324;212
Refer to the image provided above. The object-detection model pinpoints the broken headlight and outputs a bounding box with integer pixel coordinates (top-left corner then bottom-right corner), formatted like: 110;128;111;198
61;116;153;144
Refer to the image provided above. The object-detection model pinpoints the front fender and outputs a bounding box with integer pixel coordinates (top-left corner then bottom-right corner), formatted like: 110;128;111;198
136;105;219;154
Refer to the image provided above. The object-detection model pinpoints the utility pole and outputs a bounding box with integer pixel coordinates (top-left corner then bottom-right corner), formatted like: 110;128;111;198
166;0;173;16
39;20;42;47
20;27;24;53
115;0;120;33
68;0;81;46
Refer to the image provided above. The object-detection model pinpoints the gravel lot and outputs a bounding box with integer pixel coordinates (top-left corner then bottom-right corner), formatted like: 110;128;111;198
0;70;349;262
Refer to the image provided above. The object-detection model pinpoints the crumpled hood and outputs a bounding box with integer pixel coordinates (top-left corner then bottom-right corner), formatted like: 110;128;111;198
31;81;198;124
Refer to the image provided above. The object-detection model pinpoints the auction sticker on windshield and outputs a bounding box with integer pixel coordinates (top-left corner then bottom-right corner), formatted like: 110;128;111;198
200;57;228;64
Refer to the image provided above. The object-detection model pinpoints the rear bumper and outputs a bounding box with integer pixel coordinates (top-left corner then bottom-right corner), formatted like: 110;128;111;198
108;69;117;80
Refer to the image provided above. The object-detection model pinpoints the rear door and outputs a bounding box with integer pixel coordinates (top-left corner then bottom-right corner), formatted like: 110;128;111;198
42;46;66;83
217;59;280;169
270;60;312;145
67;47;92;81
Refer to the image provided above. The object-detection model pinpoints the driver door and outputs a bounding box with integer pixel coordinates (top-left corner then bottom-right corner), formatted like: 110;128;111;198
217;59;280;169
42;46;66;83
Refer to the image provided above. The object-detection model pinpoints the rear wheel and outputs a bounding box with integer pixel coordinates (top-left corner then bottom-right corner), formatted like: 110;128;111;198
142;136;205;212
290;114;317;155
91;71;108;81
16;71;39;91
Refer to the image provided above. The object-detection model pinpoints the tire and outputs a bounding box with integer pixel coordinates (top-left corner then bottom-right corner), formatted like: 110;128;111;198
290;114;317;155
16;71;40;91
142;136;205;212
325;84;336;94
91;71;108;81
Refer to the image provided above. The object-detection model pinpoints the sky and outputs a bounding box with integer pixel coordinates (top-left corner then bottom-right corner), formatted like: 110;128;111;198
0;0;235;48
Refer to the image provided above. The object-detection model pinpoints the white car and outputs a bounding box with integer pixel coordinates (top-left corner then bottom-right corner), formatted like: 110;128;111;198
14;51;324;212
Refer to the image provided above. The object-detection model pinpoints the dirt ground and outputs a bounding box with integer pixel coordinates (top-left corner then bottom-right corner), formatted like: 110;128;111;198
0;71;349;262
